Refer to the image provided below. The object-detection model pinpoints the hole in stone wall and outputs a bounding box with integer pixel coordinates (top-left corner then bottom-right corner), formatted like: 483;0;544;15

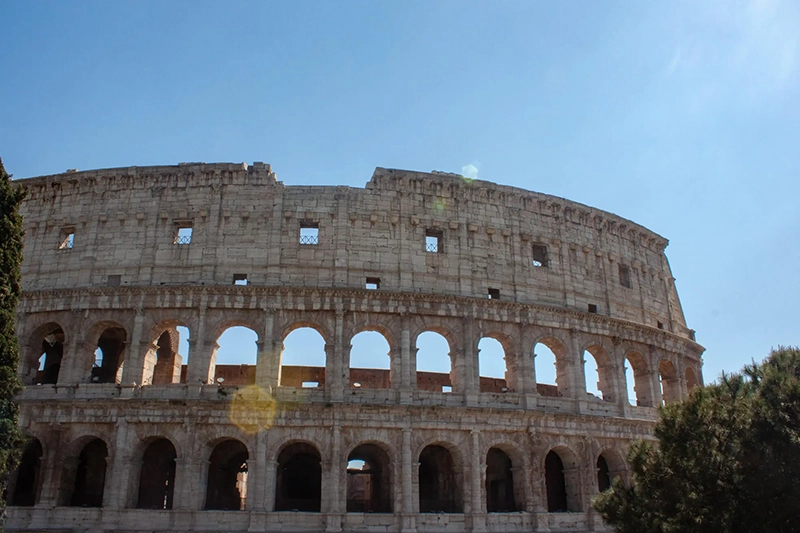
349;331;391;389
416;331;452;392
213;326;258;386
280;327;326;388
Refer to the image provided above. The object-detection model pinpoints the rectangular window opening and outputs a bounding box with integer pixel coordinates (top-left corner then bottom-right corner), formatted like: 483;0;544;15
425;229;443;253
532;244;548;267
300;223;319;245
657;321;664;330
442;385;452;393
588;303;598;314
233;274;248;286
174;224;193;245
488;288;500;300
107;275;121;287
365;277;380;290
301;381;319;388
619;264;632;288
58;228;75;250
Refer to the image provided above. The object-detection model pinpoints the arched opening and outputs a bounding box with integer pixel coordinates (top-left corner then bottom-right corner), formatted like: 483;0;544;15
280;327;326;388
544;448;581;512
416;332;453;392
346;444;392;513
61;438;107;507
596;455;611;492
213;326;258;386
418;445;462;513
33;325;64;385
10;439;43;506
177;326;190;383
625;352;653;407
142;330;183;385
685;366;700;391
534;340;565;397
349;331;391;389
478;337;509;393
583;346;614;401
92;327;127;384
486;448;516;512
659;359;680;404
544;451;567;512
275;443;321;512
205;439;249;510
136;438;177;510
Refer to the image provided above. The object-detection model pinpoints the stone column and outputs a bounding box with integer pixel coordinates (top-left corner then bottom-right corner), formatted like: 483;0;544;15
174;458;208;510
462;318;479;399
35;432;63;507
330;309;346;401
470;430;486;532
105;417;130;508
400;315;412;394
186;299;211;385
401;428;417;533
121;308;146;385
565;329;584;400
651;370;663;406
57;339;88;385
255;308;279;391
324;424;343;532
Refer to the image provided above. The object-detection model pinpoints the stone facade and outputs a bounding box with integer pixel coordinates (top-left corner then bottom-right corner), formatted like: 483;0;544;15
6;163;703;533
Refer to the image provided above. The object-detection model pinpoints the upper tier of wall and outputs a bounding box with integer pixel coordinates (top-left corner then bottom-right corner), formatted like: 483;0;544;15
16;162;692;339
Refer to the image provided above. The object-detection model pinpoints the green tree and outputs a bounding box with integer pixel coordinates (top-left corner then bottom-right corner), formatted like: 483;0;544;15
0;158;25;526
594;347;800;533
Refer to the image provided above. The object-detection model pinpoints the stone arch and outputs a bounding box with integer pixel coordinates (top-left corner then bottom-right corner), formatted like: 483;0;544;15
58;436;109;507
624;350;654;407
581;341;616;402
415;326;459;393
275;440;323;512
346;441;393;513
659;358;680;404
143;318;191;386
348;327;393;389
84;320;128;384
134;436;178;509
417;440;465;513
543;445;582;513
10;438;44;506
595;448;626;492
481;439;527;512
477;329;518;393
205;438;249;510
279;321;329;388
22;321;66;385
685;365;700;391
532;333;571;397
212;323;259;386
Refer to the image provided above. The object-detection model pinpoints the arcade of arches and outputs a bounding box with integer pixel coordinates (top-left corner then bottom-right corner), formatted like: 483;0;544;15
8;435;628;517
21;317;701;408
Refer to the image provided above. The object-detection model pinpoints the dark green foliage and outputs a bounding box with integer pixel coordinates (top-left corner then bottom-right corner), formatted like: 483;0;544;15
0;159;25;527
593;347;800;533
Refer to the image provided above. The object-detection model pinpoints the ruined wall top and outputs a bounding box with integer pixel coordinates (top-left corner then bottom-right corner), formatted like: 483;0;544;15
15;162;692;339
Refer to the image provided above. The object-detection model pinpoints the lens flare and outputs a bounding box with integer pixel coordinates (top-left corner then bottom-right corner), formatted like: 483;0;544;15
228;385;279;434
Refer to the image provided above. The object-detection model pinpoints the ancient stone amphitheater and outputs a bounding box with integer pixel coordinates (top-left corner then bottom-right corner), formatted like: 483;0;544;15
6;163;703;533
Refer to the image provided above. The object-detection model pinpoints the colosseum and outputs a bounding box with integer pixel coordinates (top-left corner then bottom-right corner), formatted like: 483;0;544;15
5;162;703;533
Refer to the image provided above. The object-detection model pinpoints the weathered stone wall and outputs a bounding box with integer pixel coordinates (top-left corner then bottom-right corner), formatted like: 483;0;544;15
7;163;704;533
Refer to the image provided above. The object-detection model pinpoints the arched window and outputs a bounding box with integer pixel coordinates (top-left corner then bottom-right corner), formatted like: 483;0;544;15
136;438;177;509
346;444;392;513
583;345;614;402
35;325;64;385
545;451;567;512
213;326;258;386
478;338;508;393
63;438;107;507
275;443;321;512
685;366;700;391
205;440;249;510
92;327;126;384
625;352;653;407
659;359;680;404
418;445;462;513
597;455;611;492
10;439;43;506
280;327;326;388
485;448;516;512
534;340;567;397
416;332;452;392
349;331;391;389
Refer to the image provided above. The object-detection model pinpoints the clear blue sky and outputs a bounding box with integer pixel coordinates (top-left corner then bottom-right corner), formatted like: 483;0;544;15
4;0;799;386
